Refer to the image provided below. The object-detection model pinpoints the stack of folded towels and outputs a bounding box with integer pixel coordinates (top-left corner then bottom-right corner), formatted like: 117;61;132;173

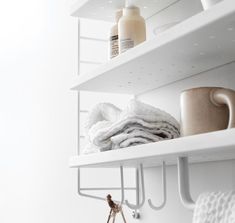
83;100;180;154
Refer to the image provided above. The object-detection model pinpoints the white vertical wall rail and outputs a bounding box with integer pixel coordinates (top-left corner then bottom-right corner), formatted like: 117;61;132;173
77;19;81;155
77;19;80;76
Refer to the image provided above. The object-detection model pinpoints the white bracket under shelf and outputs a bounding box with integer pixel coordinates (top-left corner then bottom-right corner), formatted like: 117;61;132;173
77;166;141;219
177;157;195;210
76;162;167;219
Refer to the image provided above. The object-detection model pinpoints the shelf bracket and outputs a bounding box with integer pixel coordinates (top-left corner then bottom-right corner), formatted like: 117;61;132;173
148;161;167;210
77;166;126;203
177;157;195;211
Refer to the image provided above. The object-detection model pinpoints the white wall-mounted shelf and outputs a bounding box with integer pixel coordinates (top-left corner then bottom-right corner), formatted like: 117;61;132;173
71;0;179;21
73;0;235;94
70;129;235;168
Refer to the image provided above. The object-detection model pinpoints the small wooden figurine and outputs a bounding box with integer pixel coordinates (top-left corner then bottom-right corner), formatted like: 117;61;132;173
106;194;127;223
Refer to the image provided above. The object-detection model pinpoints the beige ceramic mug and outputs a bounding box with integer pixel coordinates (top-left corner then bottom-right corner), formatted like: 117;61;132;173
180;87;235;136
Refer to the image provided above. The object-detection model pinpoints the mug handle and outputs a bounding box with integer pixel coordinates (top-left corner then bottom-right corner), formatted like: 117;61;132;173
211;88;235;128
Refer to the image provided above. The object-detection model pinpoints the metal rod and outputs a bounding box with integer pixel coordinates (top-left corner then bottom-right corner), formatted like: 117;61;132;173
148;161;167;210
132;168;141;219
80;60;103;65
177;157;195;210
136;168;140;207
77;19;80;76
80;36;108;42
77;19;81;155
80;187;136;191
125;164;145;209
77;167;127;204
120;166;125;204
77;92;80;155
78;168;106;201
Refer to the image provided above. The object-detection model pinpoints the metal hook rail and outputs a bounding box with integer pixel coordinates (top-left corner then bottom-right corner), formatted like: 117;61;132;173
77;157;198;213
125;164;146;210
148;161;167;211
77;162;168;213
77;166;141;219
177;157;195;211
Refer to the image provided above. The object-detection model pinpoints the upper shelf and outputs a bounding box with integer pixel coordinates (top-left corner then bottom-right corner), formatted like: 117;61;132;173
71;0;179;21
73;0;235;94
69;129;235;168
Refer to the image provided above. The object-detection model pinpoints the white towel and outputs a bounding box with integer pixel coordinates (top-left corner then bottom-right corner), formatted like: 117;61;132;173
85;102;121;131
193;191;235;223
89;118;179;150
120;100;179;128
84;100;180;153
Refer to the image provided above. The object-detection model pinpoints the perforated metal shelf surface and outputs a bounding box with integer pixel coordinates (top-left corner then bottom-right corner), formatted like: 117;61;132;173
71;0;179;21
73;0;235;94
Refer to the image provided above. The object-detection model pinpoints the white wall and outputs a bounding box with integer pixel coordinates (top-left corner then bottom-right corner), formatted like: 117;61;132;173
1;0;234;223
0;0;80;222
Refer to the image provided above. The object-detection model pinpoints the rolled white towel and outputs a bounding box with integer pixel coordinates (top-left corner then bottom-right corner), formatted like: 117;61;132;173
84;100;180;153
85;102;121;132
120;99;180;129
89;117;179;151
193;191;235;223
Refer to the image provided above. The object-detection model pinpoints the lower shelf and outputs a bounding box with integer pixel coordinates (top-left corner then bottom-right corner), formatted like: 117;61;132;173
69;129;235;168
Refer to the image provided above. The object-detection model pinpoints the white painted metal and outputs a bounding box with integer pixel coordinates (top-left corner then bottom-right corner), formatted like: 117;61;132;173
71;0;179;21
77;166;127;203
177;157;195;211
70;129;235;168
125;164;146;209
77;20;81;154
148;161;167;211
73;0;235;94
120;166;125;204
79;187;135;191
133;169;140;219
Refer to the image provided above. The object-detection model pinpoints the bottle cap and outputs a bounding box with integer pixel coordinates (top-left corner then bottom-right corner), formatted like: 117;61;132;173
123;5;140;16
115;9;123;22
